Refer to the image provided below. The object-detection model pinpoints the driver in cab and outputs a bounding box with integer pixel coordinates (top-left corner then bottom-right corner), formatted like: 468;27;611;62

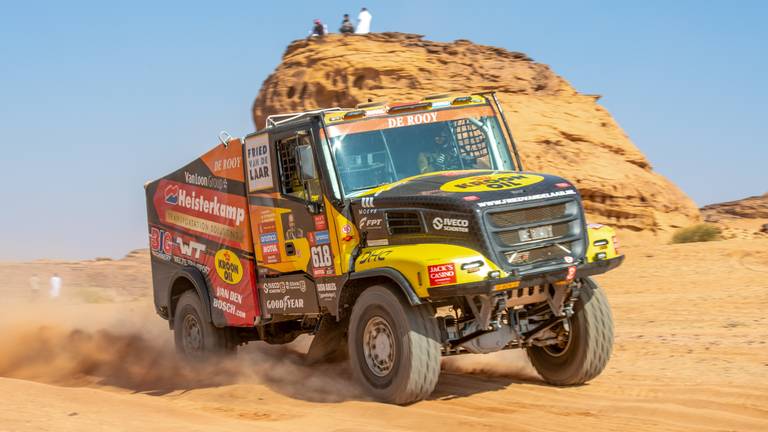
417;127;490;174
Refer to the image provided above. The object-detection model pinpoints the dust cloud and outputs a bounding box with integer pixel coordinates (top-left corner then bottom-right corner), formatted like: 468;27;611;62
0;298;364;402
441;350;540;381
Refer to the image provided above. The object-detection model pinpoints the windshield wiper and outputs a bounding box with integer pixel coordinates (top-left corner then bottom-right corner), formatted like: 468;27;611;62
348;182;391;193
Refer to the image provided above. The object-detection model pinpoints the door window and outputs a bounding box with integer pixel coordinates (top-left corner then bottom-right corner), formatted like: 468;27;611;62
277;131;321;202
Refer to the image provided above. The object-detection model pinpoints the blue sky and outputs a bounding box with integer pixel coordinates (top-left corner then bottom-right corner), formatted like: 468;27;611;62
0;1;766;260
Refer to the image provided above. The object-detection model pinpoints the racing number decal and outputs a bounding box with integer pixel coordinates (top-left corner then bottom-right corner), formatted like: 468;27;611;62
311;245;333;268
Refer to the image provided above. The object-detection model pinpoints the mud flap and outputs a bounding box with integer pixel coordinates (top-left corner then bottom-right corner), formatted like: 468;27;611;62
305;315;348;364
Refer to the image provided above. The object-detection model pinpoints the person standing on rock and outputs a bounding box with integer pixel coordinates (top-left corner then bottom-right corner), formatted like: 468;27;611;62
340;14;355;34
49;272;62;300
355;7;372;34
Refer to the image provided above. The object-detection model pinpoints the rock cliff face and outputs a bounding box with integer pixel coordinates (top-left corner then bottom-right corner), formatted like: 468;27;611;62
252;33;699;234
702;193;768;220
701;193;768;239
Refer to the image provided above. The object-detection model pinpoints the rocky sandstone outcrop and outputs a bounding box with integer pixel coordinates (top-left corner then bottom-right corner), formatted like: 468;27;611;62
701;193;768;239
252;33;700;234
702;193;768;220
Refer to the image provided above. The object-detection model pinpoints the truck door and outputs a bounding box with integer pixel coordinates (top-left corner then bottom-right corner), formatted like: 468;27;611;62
245;126;336;317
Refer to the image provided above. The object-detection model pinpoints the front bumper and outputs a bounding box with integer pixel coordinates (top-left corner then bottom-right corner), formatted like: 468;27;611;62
427;255;624;298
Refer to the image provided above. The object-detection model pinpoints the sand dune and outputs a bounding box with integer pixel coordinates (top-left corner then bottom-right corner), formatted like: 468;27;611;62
1;239;767;431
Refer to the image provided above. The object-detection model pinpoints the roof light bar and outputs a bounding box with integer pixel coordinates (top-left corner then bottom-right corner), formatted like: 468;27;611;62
451;96;473;105
387;102;432;114
343;109;366;119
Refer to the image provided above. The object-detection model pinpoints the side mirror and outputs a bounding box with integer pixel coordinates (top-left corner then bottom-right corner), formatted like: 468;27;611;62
297;144;317;181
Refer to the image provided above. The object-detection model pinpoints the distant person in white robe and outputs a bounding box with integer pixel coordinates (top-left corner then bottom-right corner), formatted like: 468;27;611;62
356;8;372;34
50;273;62;299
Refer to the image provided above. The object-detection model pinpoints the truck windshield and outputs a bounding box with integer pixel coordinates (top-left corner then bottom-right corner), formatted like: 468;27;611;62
327;106;515;196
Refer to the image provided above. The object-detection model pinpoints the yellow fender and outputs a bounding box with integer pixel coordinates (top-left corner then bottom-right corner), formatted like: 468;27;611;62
586;224;620;262
354;244;506;299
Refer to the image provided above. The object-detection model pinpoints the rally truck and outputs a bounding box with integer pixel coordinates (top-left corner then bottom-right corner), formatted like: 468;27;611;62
145;92;623;404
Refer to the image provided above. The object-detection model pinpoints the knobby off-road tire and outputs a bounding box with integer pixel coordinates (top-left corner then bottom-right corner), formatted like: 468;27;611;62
173;290;236;361
348;285;441;405
527;277;613;385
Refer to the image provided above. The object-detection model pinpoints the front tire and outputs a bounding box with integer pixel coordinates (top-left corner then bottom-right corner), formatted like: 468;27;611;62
347;285;441;404
173;290;236;360
527;277;613;385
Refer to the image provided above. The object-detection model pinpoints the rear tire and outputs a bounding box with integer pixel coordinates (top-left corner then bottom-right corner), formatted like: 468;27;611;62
173;290;236;360
347;285;441;405
527;277;613;385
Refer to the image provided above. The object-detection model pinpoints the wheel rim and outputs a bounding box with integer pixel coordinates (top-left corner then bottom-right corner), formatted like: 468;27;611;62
182;313;203;354
542;319;573;357
363;316;396;377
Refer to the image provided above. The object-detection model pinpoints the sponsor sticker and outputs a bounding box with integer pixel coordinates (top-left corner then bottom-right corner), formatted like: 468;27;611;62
494;280;521;291
386;111;438;128
215;249;243;285
245;134;272;192
313;230;330;245
361;197;375;208
317;282;337;301
358;249;393;264
184;171;228;191
312;267;335;278
428;263;456;286
432;217;469;233
265;296;305;313
261;243;280;264
262;279;307;294
259;209;276;223
164;185;179;204
260;276;319;314
566;265;577;282
440;174;544;193
166;210;244;243
149;227;173;261
169;186;246;226
313;214;327;231
359;216;384;230
176;237;206;259
260;232;278;244
212;156;241;173
317;282;337;293
477;189;577;208
260;220;276;233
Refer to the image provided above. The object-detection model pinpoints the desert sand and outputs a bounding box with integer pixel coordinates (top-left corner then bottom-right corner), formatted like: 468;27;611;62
1;238;766;431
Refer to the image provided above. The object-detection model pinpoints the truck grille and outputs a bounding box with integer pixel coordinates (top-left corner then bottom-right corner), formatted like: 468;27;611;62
483;199;583;270
488;203;566;227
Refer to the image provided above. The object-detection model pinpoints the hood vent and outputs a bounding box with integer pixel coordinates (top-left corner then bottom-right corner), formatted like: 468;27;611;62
386;211;423;235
